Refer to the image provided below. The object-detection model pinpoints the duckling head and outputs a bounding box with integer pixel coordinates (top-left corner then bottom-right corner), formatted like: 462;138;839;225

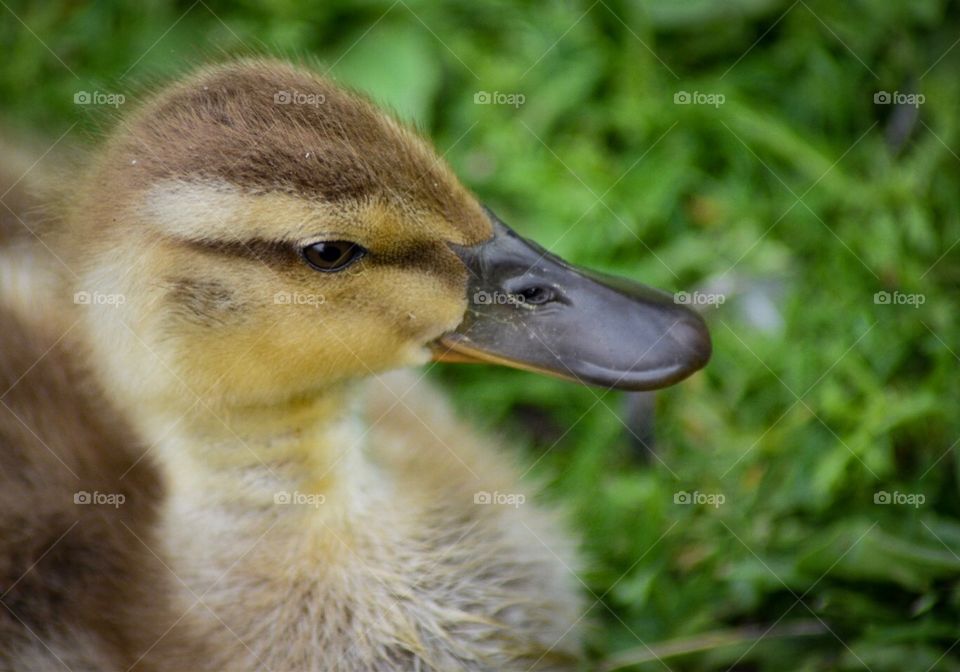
63;58;710;418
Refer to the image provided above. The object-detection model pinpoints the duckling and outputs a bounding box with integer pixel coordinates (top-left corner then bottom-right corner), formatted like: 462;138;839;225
0;59;710;671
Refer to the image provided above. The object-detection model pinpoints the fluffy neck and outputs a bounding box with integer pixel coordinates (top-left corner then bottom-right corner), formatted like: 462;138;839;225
142;382;377;516
138;379;402;635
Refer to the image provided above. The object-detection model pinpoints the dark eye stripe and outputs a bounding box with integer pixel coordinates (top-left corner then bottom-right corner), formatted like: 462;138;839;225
172;235;465;291
175;237;298;267
373;241;467;292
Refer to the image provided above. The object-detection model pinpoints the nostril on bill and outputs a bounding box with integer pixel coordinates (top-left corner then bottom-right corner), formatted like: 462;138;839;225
516;285;553;305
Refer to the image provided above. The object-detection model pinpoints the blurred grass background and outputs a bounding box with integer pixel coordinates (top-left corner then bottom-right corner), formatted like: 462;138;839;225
2;0;960;669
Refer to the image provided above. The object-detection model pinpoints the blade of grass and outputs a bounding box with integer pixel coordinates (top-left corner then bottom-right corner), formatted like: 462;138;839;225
598;620;827;671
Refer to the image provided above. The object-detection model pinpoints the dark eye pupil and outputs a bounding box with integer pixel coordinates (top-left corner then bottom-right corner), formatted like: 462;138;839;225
302;241;365;272
317;244;345;262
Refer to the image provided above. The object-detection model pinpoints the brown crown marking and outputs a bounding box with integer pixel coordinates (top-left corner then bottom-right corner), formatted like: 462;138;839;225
109;59;491;244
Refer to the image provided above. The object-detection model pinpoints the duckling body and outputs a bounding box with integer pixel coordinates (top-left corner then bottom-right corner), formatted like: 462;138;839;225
0;295;580;671
146;373;580;671
1;58;709;671
0;61;582;668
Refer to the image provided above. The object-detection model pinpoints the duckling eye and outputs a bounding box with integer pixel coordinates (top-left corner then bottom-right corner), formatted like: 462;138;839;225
302;241;366;272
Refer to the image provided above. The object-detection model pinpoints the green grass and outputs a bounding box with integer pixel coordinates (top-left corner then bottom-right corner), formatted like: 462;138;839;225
3;0;960;668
